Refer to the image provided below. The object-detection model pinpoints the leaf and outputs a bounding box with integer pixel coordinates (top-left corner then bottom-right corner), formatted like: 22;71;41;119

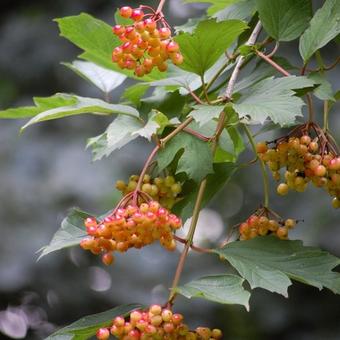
215;237;340;297
157;131;214;182
122;83;149;106
299;0;340;63
175;16;206;34
87;115;142;161
184;0;240;15
256;0;311;41
232;76;316;126
190;105;224;126
174;162;237;221
55;13;164;81
214;0;256;22
308;72;335;101
175;274;250;310
45;304;142;340
63;60;126;93
37;209;89;260
21;94;139;131
174;19;247;76
132;111;170;140
0;94;76;119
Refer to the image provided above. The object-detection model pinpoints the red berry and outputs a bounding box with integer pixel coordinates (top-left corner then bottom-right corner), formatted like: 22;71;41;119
159;27;171;39
166;41;179;53
96;328;110;340
119;6;132;18
112;25;125;36
131;9;144;21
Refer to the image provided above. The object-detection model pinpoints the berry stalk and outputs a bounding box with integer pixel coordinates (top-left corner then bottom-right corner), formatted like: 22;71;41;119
243;124;270;208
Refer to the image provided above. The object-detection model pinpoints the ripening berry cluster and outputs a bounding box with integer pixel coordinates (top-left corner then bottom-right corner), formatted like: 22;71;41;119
95;305;223;340
112;6;184;76
80;201;182;265
116;175;182;210
256;136;340;208
239;213;297;240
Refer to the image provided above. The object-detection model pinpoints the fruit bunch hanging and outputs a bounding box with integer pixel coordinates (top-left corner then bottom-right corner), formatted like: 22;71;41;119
80;191;182;265
237;207;298;240
115;174;182;210
96;305;223;340
112;5;184;76
256;122;340;208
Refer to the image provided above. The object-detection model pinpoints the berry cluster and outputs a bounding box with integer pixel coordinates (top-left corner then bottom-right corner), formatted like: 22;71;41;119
256;123;340;208
238;208;297;240
112;6;183;76
96;305;223;340
116;175;182;210
80;200;182;265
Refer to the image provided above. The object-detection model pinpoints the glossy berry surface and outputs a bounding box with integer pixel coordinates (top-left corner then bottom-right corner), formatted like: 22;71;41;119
95;305;223;339
257;122;340;208
112;6;184;77
80;201;182;264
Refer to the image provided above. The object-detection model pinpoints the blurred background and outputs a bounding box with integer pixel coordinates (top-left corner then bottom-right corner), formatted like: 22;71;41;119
0;1;339;339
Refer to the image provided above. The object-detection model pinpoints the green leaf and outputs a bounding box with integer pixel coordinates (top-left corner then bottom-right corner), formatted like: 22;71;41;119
45;304;142;340
308;72;335;101
175;274;250;310
175;16;206;34
299;0;340;63
214;0;256;22
157;131;214;182
63;60;126;93
132;111;170;140
215;237;340;297
184;0;240;15
190;104;224;126
55;13;164;81
0;94;76;119
232;76;316;126
122;83;149;106
174;162;237;221
174;19;247;76
256;0;311;41
21;94;139;131
87;115;142;161
37;209;89;260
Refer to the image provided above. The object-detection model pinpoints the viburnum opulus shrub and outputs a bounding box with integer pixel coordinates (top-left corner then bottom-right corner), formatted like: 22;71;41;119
1;0;340;339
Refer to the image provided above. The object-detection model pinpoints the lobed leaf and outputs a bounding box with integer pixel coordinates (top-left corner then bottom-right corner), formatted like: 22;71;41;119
175;274;250;310
63;60;127;93
37;209;90;260
256;0;311;41
215;237;340;297
174;19;247;76
45;304;142;340
232;76;316;126
157;131;214;182
20;94;139;131
299;0;340;63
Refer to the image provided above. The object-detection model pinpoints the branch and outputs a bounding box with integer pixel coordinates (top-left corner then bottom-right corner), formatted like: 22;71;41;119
223;21;262;99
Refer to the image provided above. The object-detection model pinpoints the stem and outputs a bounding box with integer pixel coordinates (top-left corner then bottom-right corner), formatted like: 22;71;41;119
306;93;315;123
156;0;166;13
323;100;329;131
161;117;193;145
256;50;290;76
168;21;264;307
168;179;207;304
243;124;269;208
200;75;210;103
224;21;262;99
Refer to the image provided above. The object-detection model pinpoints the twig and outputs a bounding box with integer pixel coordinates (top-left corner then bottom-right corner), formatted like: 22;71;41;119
223;21;262;100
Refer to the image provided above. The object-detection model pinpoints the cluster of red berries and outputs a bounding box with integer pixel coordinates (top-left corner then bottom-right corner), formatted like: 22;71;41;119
80;201;182;265
96;305;223;340
239;208;297;240
256;124;340;208
112;6;183;76
116;175;182;210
